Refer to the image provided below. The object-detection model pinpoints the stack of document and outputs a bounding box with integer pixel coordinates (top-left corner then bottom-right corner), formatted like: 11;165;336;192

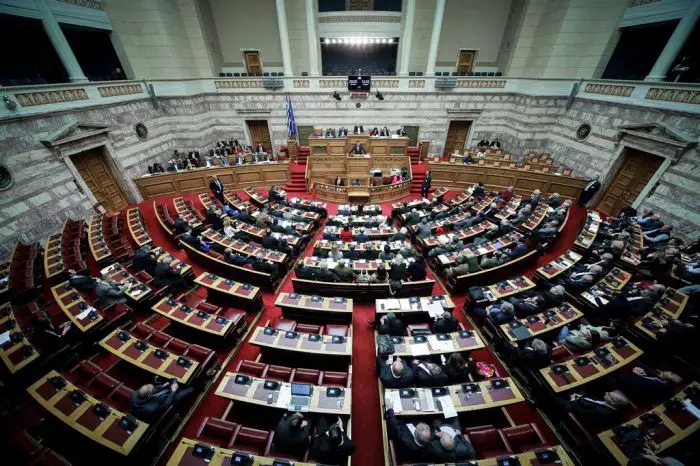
428;335;455;352
427;302;445;318
385;390;403;413
76;306;96;320
276;384;292;408
438;395;457;418
418;389;436;411
411;343;431;356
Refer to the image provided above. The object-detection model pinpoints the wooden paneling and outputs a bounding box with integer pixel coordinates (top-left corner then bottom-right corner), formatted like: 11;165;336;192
404;126;419;147
308;136;408;157
246;120;271;151
443;120;471;157
597;149;663;217
70;148;128;211
243;51;262;74
457;50;477;74
134;163;291;200
427;161;587;200
297;125;314;146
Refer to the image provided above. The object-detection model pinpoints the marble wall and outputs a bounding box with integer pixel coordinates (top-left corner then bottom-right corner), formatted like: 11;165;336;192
0;89;698;258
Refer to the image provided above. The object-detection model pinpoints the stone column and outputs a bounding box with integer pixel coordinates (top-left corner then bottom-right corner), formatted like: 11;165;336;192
34;0;88;83
398;0;416;76
644;1;700;81
426;0;445;76
306;0;320;76
276;0;294;76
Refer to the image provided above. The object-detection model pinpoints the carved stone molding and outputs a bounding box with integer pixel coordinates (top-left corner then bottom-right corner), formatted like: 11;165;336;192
584;83;634;97
457;80;506;89
408;80;425;88
57;0;103;10
293;80;310;88
630;0;661;6
319;80;346;88
645;88;700;105
215;80;264;89
319;15;400;23
15;89;88;107
373;80;399;88
616;123;696;164
97;84;143;97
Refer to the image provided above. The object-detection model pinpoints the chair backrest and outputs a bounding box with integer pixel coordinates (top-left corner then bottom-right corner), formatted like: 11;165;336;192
465;427;508;451
321;371;350;388
293;368;321;385
233;426;271;454
266;365;294;382
236;360;267;377
502;424;546;452
296;323;323;334
199;417;239;442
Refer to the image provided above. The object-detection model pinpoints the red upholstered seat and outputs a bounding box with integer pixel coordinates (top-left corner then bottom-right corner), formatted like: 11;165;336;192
231;426;273;456
323;324;350;337
110;385;134;411
271;319;297;332
236;360;267;378
266;365;294;382
292;368;321;385
166;338;190;355
196;302;222;314
187;344;215;368
551;344;572;361
501;423;548;453
89;374;122;399
296;323;323;334
320;371;351;388
196;417;240;449
150;330;173;347
30;449;72;466
70;360;102;384
464;427;513;459
130;323;154;340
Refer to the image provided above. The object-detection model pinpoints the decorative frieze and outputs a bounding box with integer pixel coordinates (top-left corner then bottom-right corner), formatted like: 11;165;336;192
319;15;400;23
583;83;634;97
319;80;346;88
98;84;143;97
215;80;265;89
409;80;426;88
15;89;89;107
373;80;399;88
457;80;506;89
293;80;310;88
57;0;104;10
645;88;700;105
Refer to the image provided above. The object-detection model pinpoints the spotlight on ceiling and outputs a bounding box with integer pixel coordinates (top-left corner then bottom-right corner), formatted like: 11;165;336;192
388;38;394;44
375;90;384;101
333;91;341;101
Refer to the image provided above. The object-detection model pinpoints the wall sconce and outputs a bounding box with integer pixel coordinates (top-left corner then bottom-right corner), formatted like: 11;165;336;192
3;95;17;111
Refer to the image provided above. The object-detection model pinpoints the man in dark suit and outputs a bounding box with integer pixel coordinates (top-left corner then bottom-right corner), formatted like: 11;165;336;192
132;245;157;275
411;360;449;387
407;257;427;281
225;249;253;267
432;311;458;333
353;124;364;134
295;262;317;280
378;355;414;388
507;239;529;258
472;182;485;198
261;230;280;250
255;142;266;154
425;420;476;462
562;391;629;428
130;381;193;420
349;142;366;155
67;269;97;292
397;126;407;136
607;367;681;402
273;412;311;457
315;262;338;282
420;170;432;198
385;402;439;459
310;416;355;464
234;154;245;165
578;176;601;207
252;254;279;279
338;127;348;137
507;338;552;368
205;209;223;231
343;244;360;260
153;256;185;289
353;227;369;242
508;295;545;316
251;153;260;163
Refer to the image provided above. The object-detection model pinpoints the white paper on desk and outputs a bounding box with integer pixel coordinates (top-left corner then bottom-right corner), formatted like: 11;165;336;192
582;293;607;307
76;306;96;320
683;399;700;419
0;330;10;345
411;343;431;356
383;299;400;310
438;395;457;419
484;290;496;302
385;390;403;413
427;302;444;318
428;335;455;352
276;385;292;409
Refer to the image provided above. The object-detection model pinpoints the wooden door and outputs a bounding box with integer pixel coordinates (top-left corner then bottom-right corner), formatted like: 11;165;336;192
597;149;663;216
348;0;371;10
457;50;477;73
443;120;471;156
71;148;128;211
243;51;262;74
247;120;272;152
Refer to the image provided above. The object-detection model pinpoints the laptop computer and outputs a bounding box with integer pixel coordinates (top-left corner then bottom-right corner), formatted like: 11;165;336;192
289;383;312;412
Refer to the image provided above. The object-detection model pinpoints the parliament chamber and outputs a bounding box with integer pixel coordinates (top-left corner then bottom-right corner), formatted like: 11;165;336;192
1;1;699;466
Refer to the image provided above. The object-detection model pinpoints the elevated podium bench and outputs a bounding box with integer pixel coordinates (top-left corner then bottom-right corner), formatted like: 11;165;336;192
291;278;435;300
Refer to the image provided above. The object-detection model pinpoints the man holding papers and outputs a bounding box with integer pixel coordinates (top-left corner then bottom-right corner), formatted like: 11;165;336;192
378;355;414;388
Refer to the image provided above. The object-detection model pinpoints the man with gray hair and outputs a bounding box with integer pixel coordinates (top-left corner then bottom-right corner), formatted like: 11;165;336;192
130;381;193;420
377;354;414;388
426;419;477;462
563;390;630;428
473;301;516;324
385;399;440;459
416;217;432;238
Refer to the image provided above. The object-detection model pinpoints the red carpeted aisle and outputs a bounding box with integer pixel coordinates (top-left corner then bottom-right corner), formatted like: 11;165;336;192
141;182;586;466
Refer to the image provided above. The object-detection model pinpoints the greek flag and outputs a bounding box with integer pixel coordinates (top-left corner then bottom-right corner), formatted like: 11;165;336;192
286;95;297;138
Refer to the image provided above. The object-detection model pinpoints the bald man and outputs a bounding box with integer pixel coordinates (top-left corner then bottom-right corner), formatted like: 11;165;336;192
377;355;414;388
426;423;476;462
563;390;629;428
130;381;193;420
385;400;440;460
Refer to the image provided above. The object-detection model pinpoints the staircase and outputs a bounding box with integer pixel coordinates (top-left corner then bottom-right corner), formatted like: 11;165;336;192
406;147;420;165
410;171;425;194
284;171;307;193
297;146;310;165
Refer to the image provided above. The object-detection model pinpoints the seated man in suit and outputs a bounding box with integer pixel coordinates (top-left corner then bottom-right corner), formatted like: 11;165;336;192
508;294;546;316
67;269;97;292
472;182;485;199
378;355;414;388
385;400;439;460
205;208;223;231
432;310;458;333
426;419;476;462
353;123;364;134
373;312;406;336
255;142;266;154
234;154;245;165
130;381;193;421
153;256;186;289
172;216;190;235
472;301;516;324
348;142;366;156
95;277;129;307
561;391;630;429
310;416;355;464
354;227;369;243
507;239;529;258
295;262;317;280
273;412;311;457
252;253;279;279
343;243;360;261
507;338;552;368
261;230;280;250
251;153;260;163
606;367;682;402
334;260;356;282
411;360;449;387
224;248;253;267
132;246;157;275
315;262;338;282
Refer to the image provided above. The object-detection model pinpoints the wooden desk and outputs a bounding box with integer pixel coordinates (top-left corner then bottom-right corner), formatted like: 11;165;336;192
437;232;524;267
621;222;644;268
216;372;350;415
101;263;152;302
127;208;152;247
308;135;408;157
449;190;474;207
597;382;700;464
427;161;587;201
51;281;104;332
540;337;643;392
270;202;320;223
99;329;198;384
472;195;498;214
289;197;327;215
0;260;10;296
327;214;387;228
275;293;353;321
476;446;575;466
44;233;65;279
0;302;40;373
223;190;255;212
200;229;288;265
520;204;549;232
633;288;689;340
430;187;448;201
392;197;430;212
384;377;524;416
375;295;455;316
173;197;203;228
313;239;411;258
388;331;485;357
574;211;601;250
250;327;352;357
194;273;263;311
234;222;301;248
244;188;269;208
134;162;291;200
420;221;495;250
28;370;149;455
536;250;583;280
323;225;397;240
500;302;584;343
152;247;193;277
482;276;537;301
88;215;111;262
409;209;479;233
152;297;236;337
304;256;394;273
167;438;317;466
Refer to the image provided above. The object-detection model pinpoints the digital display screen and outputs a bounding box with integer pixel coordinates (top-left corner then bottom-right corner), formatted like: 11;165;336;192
348;75;371;92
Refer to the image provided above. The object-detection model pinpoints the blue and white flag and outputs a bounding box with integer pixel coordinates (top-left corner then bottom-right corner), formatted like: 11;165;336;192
286;95;297;138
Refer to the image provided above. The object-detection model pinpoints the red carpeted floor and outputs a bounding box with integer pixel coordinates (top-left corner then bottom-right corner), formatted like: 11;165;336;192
135;169;587;466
